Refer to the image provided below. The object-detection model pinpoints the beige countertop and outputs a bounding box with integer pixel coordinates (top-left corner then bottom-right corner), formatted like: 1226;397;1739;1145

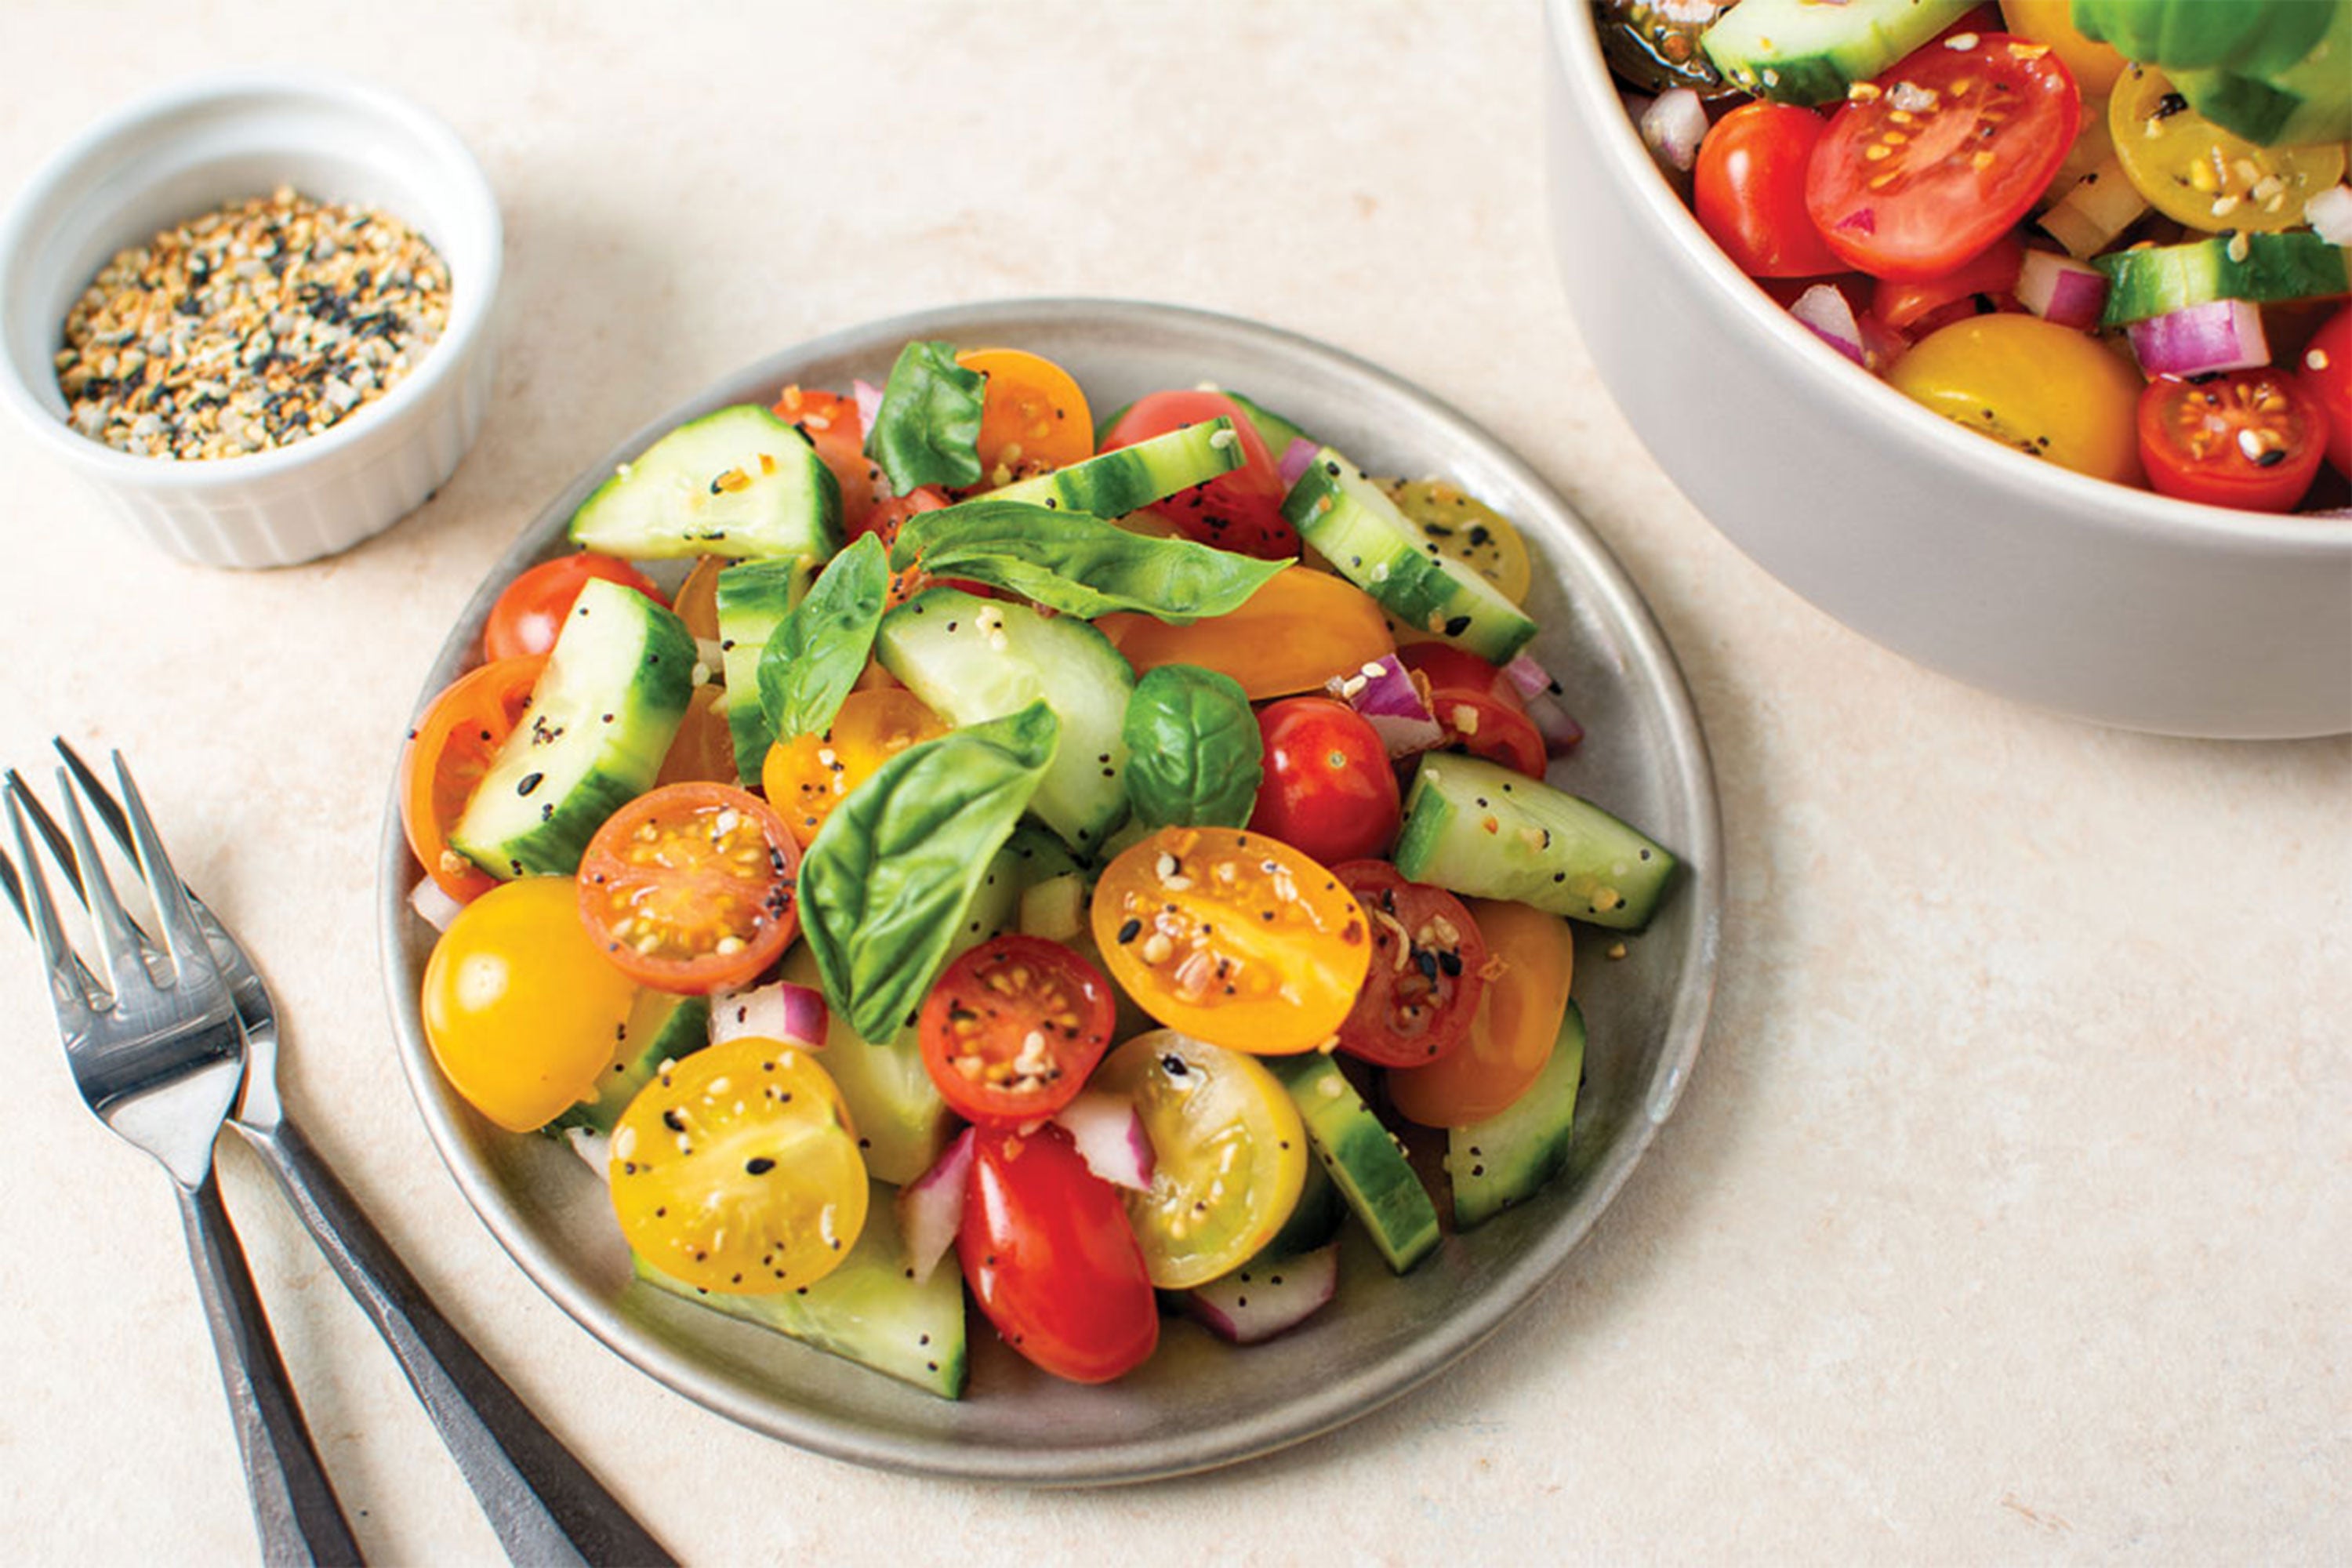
1;2;2345;1563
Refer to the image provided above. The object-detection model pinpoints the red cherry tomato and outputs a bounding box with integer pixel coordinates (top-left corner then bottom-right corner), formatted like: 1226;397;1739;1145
2136;370;2329;513
1248;698;1401;864
1395;644;1513;704
918;935;1116;1125
1101;390;1296;558
1871;232;2024;333
1330;862;1490;1069
1693;102;1844;279
575;783;800;993
483;554;667;663
959;1124;1159;1384
774;384;882;538
1429;688;1548;781
1806;34;2079;281
2296;306;2350;478
398;655;546;903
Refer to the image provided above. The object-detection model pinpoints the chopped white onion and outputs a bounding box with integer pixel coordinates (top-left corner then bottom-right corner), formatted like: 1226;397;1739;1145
1328;653;1445;757
2306;184;2352;246
1791;284;1867;365
851;378;884;437
1053;1091;1156;1191
709;979;829;1047
1278;436;1318;488
2129;299;2271;378
408;877;465;933
564;1126;612;1183
2016;249;2109;330
895;1127;975;1285
1639;89;1710;174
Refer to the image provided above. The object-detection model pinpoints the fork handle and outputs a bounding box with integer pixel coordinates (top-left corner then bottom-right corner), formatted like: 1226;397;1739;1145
240;1117;673;1568
176;1174;366;1567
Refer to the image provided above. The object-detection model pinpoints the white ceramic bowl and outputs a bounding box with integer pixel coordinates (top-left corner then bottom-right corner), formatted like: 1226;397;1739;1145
1543;0;2352;739
0;71;501;568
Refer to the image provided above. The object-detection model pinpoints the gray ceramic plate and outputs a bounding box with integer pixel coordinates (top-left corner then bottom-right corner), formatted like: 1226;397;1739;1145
379;298;1722;1484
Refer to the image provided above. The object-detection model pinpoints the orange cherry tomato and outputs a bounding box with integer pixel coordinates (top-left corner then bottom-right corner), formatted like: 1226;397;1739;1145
774;383;883;537
483;554;666;663
398;655;546;902
673;555;725;643
654;684;737;788
918;935;1116;1125
761;688;951;848
575;782;800;993
1098;566;1394;701
1088;826;1371;1055
956;348;1094;479
1387;898;1574;1127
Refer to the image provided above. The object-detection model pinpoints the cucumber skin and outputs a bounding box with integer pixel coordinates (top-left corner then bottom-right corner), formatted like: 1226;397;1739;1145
989;416;1245;516
1450;1000;1586;1229
568;405;842;561
555;993;711;1137
714;557;817;785
2096;234;2351;326
1392;754;1677;931
1265;1053;1441;1275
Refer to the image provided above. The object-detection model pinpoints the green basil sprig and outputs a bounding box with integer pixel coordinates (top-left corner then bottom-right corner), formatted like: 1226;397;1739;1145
865;339;985;494
797;701;1060;1043
890;499;1289;622
757;533;888;743
1120;664;1263;829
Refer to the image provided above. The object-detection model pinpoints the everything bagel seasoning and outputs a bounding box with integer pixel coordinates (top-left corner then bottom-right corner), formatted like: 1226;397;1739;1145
53;185;451;459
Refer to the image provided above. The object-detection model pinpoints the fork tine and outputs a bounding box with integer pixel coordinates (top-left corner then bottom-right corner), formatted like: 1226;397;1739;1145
6;768;78;886
52;741;135;862
55;770;147;996
5;786;99;1008
103;752;209;977
0;838;26;933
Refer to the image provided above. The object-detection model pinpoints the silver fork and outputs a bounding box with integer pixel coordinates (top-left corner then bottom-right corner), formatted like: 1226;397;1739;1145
32;744;673;1568
5;761;362;1567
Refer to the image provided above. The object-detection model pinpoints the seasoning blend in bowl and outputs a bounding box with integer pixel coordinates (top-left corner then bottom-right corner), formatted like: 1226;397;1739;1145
0;73;502;568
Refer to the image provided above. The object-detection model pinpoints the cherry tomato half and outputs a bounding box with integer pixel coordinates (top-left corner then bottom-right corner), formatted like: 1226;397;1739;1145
762;688;950;848
849;484;953;605
1806;33;2079;282
653;684;738;788
2296;306;2351;478
956;347;1094;480
1090;826;1372;1055
1099;566;1395;701
484;554;667;663
1871;232;2023;334
775;383;882;537
1101;390;1296;559
1396;648;1549;781
918;935;1116;1125
399;654;546;903
420;876;637;1132
1388;898;1575;1128
1694;101;1844;279
1330;862;1490;1069
575;782;800;993
1249;698;1402;866
2137;370;2330;513
960;1123;1159;1384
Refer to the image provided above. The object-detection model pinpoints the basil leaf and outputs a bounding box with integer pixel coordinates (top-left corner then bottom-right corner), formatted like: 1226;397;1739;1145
891;499;1290;622
757;533;888;743
864;339;984;494
796;701;1060;1042
1120;665;1263;829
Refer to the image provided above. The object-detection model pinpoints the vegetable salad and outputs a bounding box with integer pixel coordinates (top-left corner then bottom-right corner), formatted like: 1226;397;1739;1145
401;340;1678;1394
1606;0;2352;512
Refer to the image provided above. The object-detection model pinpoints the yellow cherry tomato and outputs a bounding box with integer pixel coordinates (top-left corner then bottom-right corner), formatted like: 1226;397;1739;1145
420;876;637;1132
1097;566;1396;701
761;686;949;848
608;1037;868;1295
956;347;1094;479
1999;0;2128;98
2109;64;2346;235
1383;479;1534;603
1091;1031;1307;1288
1388;898;1574;1128
1888;315;2147;485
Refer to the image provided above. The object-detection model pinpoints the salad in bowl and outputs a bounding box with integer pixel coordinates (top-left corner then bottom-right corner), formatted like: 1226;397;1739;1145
392;321;1692;1414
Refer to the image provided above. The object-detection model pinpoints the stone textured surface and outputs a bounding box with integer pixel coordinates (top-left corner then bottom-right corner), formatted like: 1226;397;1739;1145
1;2;2345;1563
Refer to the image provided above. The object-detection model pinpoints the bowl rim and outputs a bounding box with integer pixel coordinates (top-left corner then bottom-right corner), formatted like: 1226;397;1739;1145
0;66;503;488
1545;0;2352;555
376;296;1726;1484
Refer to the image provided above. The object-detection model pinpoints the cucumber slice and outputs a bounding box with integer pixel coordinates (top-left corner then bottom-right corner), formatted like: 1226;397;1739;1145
1223;390;1309;457
635;1181;967;1398
1392;754;1677;931
1261;1151;1345;1255
874;587;1134;853
1450;1000;1586;1229
1699;0;1976;106
1264;1053;1441;1274
714;557;817;785
570;405;840;561
554;990;711;1137
1281;449;1537;664
2097;233;2351;326
989;417;1246;517
450;578;694;878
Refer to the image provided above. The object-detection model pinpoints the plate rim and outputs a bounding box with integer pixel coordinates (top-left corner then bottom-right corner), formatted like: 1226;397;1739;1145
376;295;1724;1484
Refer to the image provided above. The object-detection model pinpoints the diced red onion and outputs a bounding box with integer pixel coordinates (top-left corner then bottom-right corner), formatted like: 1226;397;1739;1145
1791;285;1867;365
408;877;465;933
1052;1091;1156;1191
1639;88;1708;174
1329;653;1445;757
709;979;829;1048
1857;312;1907;374
1185;1243;1340;1345
1277;436;1319;488
895;1127;974;1285
2307;184;2352;246
2016;249;2108;330
1501;652;1584;755
2129;299;2270;378
851;378;884;437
